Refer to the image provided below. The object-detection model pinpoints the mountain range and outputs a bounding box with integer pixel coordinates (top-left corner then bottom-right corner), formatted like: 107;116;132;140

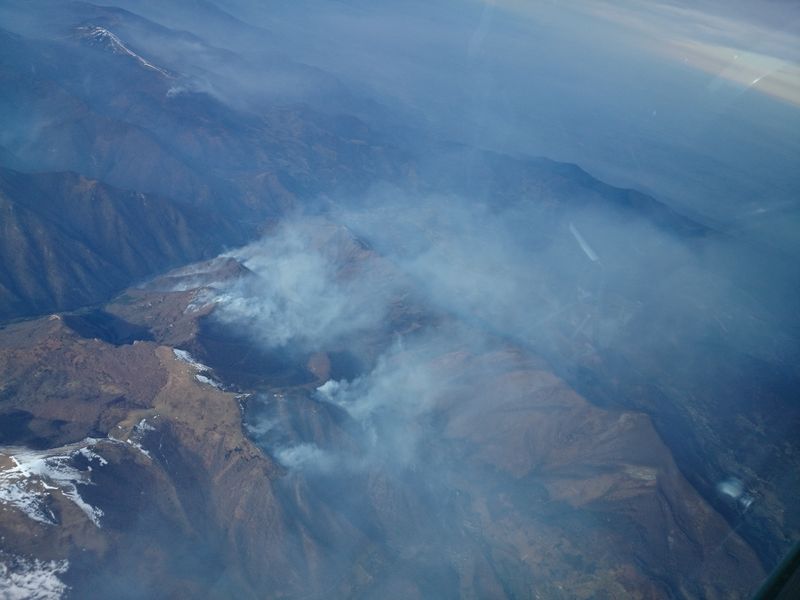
0;1;798;598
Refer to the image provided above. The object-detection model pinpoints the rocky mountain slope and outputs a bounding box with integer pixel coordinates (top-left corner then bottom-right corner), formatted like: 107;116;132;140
0;2;797;598
0;2;711;325
0;223;770;598
0;168;239;320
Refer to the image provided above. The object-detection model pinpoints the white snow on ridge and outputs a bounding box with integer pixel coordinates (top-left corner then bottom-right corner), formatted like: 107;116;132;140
173;348;210;371
173;349;223;389
195;374;222;389
0;555;69;600
127;419;154;458
109;417;157;459
77;446;107;466
0;439;106;527
77;26;170;77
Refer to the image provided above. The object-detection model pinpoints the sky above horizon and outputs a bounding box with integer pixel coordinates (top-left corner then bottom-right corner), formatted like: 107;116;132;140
219;0;799;253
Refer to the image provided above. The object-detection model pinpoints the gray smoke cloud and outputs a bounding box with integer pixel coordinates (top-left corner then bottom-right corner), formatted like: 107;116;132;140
215;184;797;595
211;218;397;350
312;335;451;468
222;183;799;534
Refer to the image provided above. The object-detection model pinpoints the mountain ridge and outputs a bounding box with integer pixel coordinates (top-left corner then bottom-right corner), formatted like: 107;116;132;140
0;167;242;321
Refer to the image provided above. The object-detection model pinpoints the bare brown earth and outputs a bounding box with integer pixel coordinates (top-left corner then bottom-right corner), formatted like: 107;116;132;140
0;229;768;599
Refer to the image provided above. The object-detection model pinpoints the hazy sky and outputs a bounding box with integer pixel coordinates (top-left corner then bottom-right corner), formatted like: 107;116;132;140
204;0;800;254
4;0;798;251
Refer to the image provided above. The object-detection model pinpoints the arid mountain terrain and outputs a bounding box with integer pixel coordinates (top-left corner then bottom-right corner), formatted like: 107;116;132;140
0;1;798;598
0;168;241;319
0;228;768;598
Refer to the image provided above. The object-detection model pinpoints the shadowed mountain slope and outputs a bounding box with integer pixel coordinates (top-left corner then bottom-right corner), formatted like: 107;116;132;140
0;168;240;320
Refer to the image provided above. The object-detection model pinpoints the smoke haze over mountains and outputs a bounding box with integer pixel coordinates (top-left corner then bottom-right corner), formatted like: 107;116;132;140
0;1;798;598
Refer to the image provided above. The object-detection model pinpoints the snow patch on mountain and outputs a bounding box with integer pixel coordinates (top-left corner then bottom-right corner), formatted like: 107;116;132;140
173;349;222;388
0;553;69;600
76;26;170;77
128;419;155;458
0;439;106;527
173;348;209;371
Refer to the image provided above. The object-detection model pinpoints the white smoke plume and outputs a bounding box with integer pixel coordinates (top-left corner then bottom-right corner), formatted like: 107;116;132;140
212;218;396;350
